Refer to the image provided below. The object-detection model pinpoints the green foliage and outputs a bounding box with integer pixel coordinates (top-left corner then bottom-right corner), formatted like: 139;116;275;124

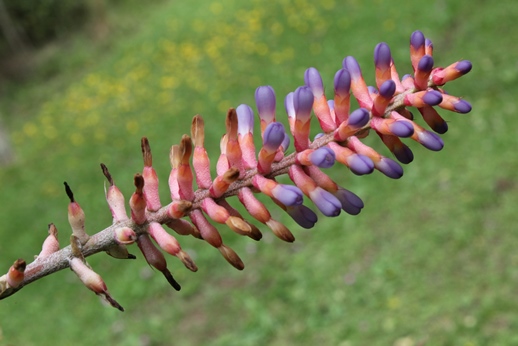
0;0;517;345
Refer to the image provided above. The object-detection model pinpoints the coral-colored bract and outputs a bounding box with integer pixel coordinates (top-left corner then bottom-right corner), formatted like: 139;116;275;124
0;31;472;310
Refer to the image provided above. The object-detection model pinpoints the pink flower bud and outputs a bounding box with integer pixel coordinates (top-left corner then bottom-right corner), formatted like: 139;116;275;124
148;222;197;272
114;226;137;245
6;259;25;288
141;137;161;212
209;167;240;198
64;182;89;245
129;174;147;225
101;164;128;222
137;233;181;291
69;256;124;311
191;115;213;189
38;223;60;258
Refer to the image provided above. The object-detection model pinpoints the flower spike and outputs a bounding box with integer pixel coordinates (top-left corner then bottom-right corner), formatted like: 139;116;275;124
0;30;474;307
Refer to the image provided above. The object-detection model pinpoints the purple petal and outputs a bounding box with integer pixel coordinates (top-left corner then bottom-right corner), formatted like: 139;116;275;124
348;108;370;128
456;60;472;75
393;144;414;164
327;99;335;111
314;133;325;140
236;104;254;135
454;99;472;113
376;157;403;179
410;30;425;49
281;133;290;152
309;187;342;217
293;86;314;122
255;86;276;122
272;184;304;206
262;122;285;152
304;67;324;97
284;92;295;119
310;147;336;168
422;90;443;106
368;86;378;95
417;55;434;73
425;38;433;50
286;204;318;229
390;121;414;138
334;69;351;96
379;80;396;98
417;130;444;151
334;188;364;215
342;56;362;80
348;154;375;175
374;42;392;70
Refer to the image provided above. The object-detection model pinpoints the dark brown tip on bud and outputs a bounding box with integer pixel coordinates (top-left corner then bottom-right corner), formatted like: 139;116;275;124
141;137;153;167
191;115;205;147
218;244;245;270
162;269;182;291
48;223;58;237
223;167;240;183
180;135;193;164
64;182;74;202
100;163;114;186
13;259;26;273
127;254;137;259
105;295;125;312
225;108;238;139
134;174;144;194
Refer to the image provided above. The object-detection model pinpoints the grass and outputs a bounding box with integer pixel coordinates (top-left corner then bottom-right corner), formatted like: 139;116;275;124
0;0;517;345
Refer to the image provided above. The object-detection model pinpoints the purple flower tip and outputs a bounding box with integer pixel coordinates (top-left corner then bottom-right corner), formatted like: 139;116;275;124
310;187;342;217
310;147;336;168
418;130;444;151
393;144;414;164
284;92;295;118
368;86;378;95
327;99;335;111
334;69;351;96
334;188;364;215
255;86;276;119
274;184;304;206
379;80;396;98
376;157;404;179
262;122;286;151
314;133;325;140
390;120;414;138
422;90;443;106
418;55;434;73
410;30;425;49
348;154;374;175
304;67;324;97
425;38;433;49
456;60;472;75
236;104;254;135
287;204;318;229
281;133;290;152
454;99;472;113
342;56;362;79
348;108;370;128
293;86;314;120
374;42;392;70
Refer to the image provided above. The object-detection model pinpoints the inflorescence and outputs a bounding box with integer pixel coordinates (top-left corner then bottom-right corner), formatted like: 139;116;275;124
0;31;472;311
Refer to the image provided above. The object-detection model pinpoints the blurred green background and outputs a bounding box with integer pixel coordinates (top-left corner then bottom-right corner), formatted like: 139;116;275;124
0;0;516;345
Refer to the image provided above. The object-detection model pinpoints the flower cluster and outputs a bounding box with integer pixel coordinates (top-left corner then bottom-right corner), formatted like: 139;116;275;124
0;31;472;310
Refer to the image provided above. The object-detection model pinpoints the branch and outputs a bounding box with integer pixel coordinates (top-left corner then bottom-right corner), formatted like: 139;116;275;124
0;31;473;310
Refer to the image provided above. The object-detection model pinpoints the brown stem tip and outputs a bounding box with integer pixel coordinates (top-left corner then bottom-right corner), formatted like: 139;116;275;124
100;163;114;186
141;137;153;167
